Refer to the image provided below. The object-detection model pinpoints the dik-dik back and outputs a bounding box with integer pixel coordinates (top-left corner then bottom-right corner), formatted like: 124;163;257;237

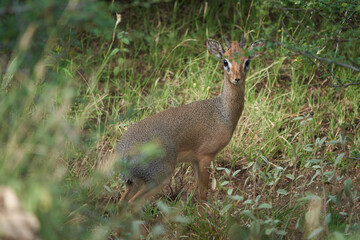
117;37;263;204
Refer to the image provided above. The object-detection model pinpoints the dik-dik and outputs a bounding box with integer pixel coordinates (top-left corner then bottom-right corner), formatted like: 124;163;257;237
117;37;263;204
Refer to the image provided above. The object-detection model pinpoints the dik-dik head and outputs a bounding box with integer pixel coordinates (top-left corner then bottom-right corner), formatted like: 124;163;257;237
207;37;264;86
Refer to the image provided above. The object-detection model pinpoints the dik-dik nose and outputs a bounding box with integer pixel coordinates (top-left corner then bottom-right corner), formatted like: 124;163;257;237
235;78;241;82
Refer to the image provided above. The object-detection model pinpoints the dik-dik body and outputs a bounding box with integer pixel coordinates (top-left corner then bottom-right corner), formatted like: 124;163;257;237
117;37;263;203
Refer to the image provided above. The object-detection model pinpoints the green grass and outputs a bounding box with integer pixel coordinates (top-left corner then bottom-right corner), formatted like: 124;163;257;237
1;1;359;239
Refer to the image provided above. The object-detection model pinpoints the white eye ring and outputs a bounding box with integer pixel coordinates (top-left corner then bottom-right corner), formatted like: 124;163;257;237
243;59;250;72
223;59;231;72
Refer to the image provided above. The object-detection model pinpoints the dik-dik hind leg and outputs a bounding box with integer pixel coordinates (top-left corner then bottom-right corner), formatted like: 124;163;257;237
128;180;167;204
118;183;142;214
119;182;154;212
119;181;157;204
120;185;132;202
196;155;215;201
120;182;142;202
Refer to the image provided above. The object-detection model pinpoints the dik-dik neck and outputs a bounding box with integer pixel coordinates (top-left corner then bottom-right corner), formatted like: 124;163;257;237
219;77;245;128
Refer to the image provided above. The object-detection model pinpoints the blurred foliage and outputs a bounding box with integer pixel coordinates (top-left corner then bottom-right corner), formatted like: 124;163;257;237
0;0;114;70
0;1;114;239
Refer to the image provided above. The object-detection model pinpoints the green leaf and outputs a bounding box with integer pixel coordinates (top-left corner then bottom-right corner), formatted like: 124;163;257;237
312;165;321;169
305;159;320;167
308;227;323;239
308;170;320;186
221;181;229;186
276;166;284;171
304;144;314;152
295;174;304;181
103;185;112;193
277;189;288;195
151;224;165;236
265;228;275;235
286;174;295;180
221;204;233;215
335;176;344;182
258;203;272;209
122;37;130;45
316;137;327;147
293;116;304;121
242;210;257;220
109;48;120;57
232;169;241;177
260;155;269;165
297;194;321;202
336;190;343;208
324;171;334;181
326;140;340;145
335;153;345;165
344;178;353;198
276;230;287;236
329;195;336;203
255;195;261;203
243;161;254;169
174;216;190;224
113;66;120;76
244;199;253;205
157;201;170;214
324;213;331;226
230;195;243;201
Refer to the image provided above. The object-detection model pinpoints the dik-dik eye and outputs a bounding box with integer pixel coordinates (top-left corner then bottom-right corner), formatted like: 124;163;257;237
223;59;230;72
244;59;250;72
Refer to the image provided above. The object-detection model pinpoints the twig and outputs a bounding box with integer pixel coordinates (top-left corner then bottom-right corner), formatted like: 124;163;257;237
0;5;31;15
329;82;360;88
273;40;360;87
281;19;296;42
277;5;360;43
273;6;311;11
274;40;360;72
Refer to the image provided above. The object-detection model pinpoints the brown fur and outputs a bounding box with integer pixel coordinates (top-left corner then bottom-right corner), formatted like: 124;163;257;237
116;38;263;204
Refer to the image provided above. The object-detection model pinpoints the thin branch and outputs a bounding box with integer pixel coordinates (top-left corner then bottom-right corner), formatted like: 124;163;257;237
329;82;360;88
0;5;31;15
273;40;360;87
315;55;360;72
345;52;360;68
273;40;360;72
278;6;360;43
280;21;333;83
326;37;360;43
281;20;296;42
273;6;311;11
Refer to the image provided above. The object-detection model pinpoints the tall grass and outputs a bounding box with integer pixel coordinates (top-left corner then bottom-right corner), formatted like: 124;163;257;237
0;0;359;239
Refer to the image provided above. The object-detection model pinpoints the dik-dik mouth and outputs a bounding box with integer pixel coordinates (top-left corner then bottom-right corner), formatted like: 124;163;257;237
232;78;243;86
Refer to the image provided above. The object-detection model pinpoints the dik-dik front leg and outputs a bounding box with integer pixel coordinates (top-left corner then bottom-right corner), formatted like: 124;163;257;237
195;154;215;201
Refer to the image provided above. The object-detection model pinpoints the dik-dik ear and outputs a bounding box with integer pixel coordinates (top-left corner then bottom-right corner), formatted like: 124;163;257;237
207;39;224;59
248;40;265;58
